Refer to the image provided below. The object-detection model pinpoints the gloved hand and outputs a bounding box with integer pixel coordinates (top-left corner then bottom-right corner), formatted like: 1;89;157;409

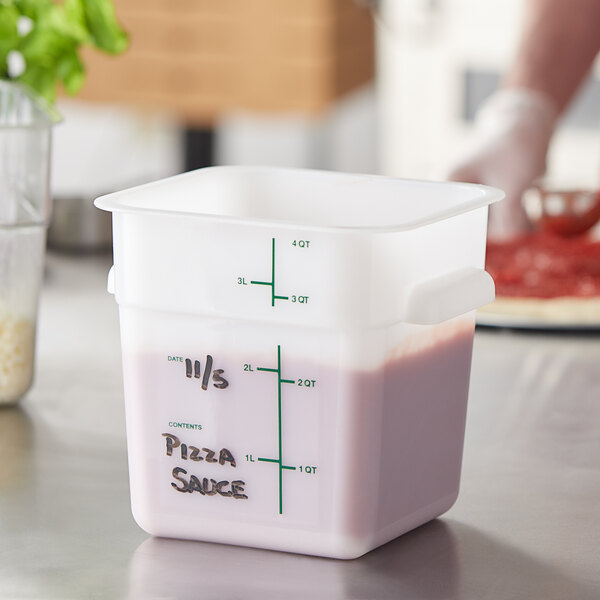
447;89;558;240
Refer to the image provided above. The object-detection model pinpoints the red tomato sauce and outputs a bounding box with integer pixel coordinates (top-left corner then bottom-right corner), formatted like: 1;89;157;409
486;233;600;298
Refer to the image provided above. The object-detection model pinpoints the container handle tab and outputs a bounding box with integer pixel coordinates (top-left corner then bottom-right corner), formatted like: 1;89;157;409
404;267;495;325
107;265;115;295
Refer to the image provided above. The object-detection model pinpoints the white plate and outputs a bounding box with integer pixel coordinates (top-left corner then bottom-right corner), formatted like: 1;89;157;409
476;309;600;330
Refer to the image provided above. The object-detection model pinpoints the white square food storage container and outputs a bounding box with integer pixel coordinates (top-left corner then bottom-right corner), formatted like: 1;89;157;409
95;166;502;559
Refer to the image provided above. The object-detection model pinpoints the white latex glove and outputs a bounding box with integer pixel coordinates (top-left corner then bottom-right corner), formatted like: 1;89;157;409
447;89;558;240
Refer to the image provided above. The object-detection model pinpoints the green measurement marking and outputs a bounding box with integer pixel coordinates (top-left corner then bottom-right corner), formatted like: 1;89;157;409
256;344;296;515
250;238;289;307
257;458;296;471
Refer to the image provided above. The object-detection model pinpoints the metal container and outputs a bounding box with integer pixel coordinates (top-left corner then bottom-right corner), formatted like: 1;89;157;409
48;195;113;252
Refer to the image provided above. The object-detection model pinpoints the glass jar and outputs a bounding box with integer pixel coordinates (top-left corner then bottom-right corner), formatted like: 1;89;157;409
0;81;59;404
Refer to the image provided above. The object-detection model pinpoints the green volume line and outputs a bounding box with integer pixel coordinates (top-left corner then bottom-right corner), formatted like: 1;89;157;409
277;344;283;512
257;344;296;514
272;237;289;304
250;238;289;307
272;237;276;307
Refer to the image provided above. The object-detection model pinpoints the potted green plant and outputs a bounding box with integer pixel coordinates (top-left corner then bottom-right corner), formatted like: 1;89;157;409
0;0;127;405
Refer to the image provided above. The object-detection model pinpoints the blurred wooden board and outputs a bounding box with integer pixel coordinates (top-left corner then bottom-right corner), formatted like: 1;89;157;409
78;0;375;124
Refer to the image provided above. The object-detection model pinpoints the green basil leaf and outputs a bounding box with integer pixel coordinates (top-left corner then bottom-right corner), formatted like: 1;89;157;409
64;0;85;26
19;25;75;64
56;50;84;95
13;0;54;21
18;63;56;103
4;0;127;104
83;0;128;54
63;0;89;43
0;5;20;76
45;3;87;45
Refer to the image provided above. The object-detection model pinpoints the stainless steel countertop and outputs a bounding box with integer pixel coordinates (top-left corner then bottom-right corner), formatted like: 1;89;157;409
1;253;599;599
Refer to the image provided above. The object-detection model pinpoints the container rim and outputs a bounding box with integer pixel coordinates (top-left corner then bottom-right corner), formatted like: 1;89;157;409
0;81;62;129
94;166;504;234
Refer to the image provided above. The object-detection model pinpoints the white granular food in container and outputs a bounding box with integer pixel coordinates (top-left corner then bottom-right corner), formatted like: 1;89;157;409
0;306;35;404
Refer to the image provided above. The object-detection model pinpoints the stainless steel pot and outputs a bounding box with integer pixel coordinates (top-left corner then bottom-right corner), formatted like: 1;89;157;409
47;195;113;253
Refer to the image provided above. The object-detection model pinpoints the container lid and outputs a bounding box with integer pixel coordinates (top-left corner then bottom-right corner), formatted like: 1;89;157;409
95;166;504;233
